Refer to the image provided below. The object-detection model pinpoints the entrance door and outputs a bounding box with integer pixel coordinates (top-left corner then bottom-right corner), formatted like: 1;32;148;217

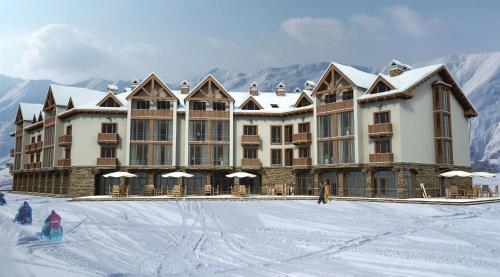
185;173;205;195
375;177;388;197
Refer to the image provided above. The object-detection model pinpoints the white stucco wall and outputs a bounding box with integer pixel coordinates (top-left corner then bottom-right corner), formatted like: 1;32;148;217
450;91;471;166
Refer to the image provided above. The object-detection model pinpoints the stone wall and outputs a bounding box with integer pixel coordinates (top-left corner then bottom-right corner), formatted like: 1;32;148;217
68;167;96;197
260;167;295;188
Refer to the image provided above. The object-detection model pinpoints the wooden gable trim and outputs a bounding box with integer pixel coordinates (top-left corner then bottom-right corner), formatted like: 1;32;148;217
67;98;75;110
97;92;124;107
43;87;56;111
58;108;127;119
185;75;234;103
15;106;23;124
312;64;357;96
126;73;178;101
37;112;43;122
366;76;396;94
240;96;263;110
293;92;313;108
32;114;37;124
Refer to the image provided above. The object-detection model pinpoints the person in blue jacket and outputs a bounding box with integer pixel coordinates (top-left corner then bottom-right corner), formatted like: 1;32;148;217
13;201;32;225
0;192;5;206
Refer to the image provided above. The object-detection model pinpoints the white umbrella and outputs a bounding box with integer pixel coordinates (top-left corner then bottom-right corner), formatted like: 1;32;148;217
471;172;496;178
226;172;256;178
439;171;472;178
103;171;137;178
162;172;194;178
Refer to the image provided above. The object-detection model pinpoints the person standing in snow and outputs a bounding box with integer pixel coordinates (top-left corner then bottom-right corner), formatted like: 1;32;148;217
0;192;6;206
14;201;32;224
318;182;326;204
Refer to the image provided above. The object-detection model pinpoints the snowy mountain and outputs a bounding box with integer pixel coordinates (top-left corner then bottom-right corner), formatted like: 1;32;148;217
0;52;498;173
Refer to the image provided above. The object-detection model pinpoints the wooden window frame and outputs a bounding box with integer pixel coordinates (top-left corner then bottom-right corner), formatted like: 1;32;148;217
271;149;283;166
324;93;336;104
284;148;293;166
243;147;258;159
284;125;293;144
101;123;117;134
298;122;310;133
374;138;392;153
243;125;258;136
270;125;282;145
433;85;453;164
373;111;391;124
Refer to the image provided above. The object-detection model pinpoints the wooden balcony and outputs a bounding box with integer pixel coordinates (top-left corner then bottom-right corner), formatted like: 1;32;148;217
189;110;230;119
44;116;55;127
293;157;312;167
292;132;312;144
97;157;117;166
24;143;38;154
241;135;260;145
98;133;119;144
368;123;393;138
369;153;394;163
34;141;43;152
10;149;14;157
131;109;173;118
33;162;41;169
58;135;72;147
58;159;71;167
241;158;261;169
23;163;30;170
317;100;353;114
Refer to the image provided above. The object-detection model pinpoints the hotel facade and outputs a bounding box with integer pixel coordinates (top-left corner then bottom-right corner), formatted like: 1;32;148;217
9;60;477;198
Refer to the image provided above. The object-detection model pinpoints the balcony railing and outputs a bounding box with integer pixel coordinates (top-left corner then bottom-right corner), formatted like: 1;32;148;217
189;110;230;119
368;123;393;138
292;132;312;144
23;163;30;170
293;157;312;167
241;135;260;145
317;100;353;114
34;141;43;151
369;153;394;163
58;135;72;147
189;158;229;167
58;159;71;167
97;157;117;166
241;158;261;169
131;109;173;118
98;133;119;144
33;162;41;169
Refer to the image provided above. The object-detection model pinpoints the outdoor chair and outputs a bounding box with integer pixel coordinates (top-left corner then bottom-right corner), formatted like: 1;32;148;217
450;185;460;198
239;185;247;196
481;185;491;197
465;189;474;198
172;185;182;197
110;185;120;198
119;185;129;197
155;187;163;196
473;185;481;197
143;185;155;196
204;185;213;196
275;184;284;195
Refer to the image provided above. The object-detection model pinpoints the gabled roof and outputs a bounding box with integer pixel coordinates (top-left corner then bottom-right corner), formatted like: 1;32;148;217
366;75;396;94
126;72;177;101
240;96;264;110
17;103;43;123
293;92;313;108
49;84;107;106
97;92;124;107
185;74;234;102
312;63;377;95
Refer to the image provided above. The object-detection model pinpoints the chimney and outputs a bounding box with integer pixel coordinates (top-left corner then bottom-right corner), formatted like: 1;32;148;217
249;81;259;96
180;80;190;94
275;82;286;96
131;78;140;90
107;84;119;94
388;59;412;77
304;80;316;91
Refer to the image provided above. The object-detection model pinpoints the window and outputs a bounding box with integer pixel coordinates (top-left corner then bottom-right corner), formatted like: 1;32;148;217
299;146;310;158
338;111;354;136
130;120;149;140
296;97;311;107
101;146;116;158
242;101;260;110
157;101;170;110
298;122;310;133
338;139;355;163
342;90;353;101
243;125;257;136
37;135;42;142
243;147;257;159
66;125;72;135
374;82;389;94
130;144;148;165
65;148;71;159
44;126;55;145
271;126;282;144
133;100;150;109
318;114;334;138
42;148;53;167
211;145;229;166
101;98;119;107
31;136;35;143
189;121;207;141
270;104;279;108
189;144;208;165
375;139;391;153
284;149;293;166
433;85;453;165
374;111;390;124
271;149;282;165
318;141;334;164
153;144;172;165
190;101;206;111
210;121;229;141
213;102;226;111
102;123;117;133
154;120;172;141
284;125;293;144
325;93;336;104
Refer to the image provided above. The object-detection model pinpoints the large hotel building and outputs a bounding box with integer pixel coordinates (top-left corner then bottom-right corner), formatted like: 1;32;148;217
9;60;477;198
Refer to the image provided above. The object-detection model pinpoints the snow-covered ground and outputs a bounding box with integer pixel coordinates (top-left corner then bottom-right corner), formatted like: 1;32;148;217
1;193;500;276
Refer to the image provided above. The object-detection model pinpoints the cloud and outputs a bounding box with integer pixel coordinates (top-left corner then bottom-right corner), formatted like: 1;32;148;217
19;24;157;83
384;6;427;37
280;17;345;45
351;14;386;33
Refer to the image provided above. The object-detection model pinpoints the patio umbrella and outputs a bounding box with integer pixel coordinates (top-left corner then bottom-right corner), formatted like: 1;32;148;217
161;172;194;178
226;172;256;178
103;171;138;178
439;171;472;178
471;172;496;178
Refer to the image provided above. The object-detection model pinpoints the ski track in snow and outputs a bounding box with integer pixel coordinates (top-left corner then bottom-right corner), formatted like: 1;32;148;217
1;193;500;276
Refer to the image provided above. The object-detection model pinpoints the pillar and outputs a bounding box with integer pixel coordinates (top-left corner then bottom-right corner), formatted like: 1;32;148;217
337;172;346;197
364;168;375;198
396;167;407;199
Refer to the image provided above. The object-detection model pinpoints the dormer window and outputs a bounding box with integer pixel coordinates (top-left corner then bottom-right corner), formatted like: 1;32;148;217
101;98;120;107
270;104;279;108
242;101;260;110
296;97;311;107
325;94;336;104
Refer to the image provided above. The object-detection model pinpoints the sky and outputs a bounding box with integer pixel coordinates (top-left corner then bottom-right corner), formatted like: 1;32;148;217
0;0;499;84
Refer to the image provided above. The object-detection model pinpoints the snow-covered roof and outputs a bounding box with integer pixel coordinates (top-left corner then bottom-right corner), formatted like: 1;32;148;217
19;103;43;121
359;64;443;100
332;62;378;89
232;89;314;113
50;84;107;106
